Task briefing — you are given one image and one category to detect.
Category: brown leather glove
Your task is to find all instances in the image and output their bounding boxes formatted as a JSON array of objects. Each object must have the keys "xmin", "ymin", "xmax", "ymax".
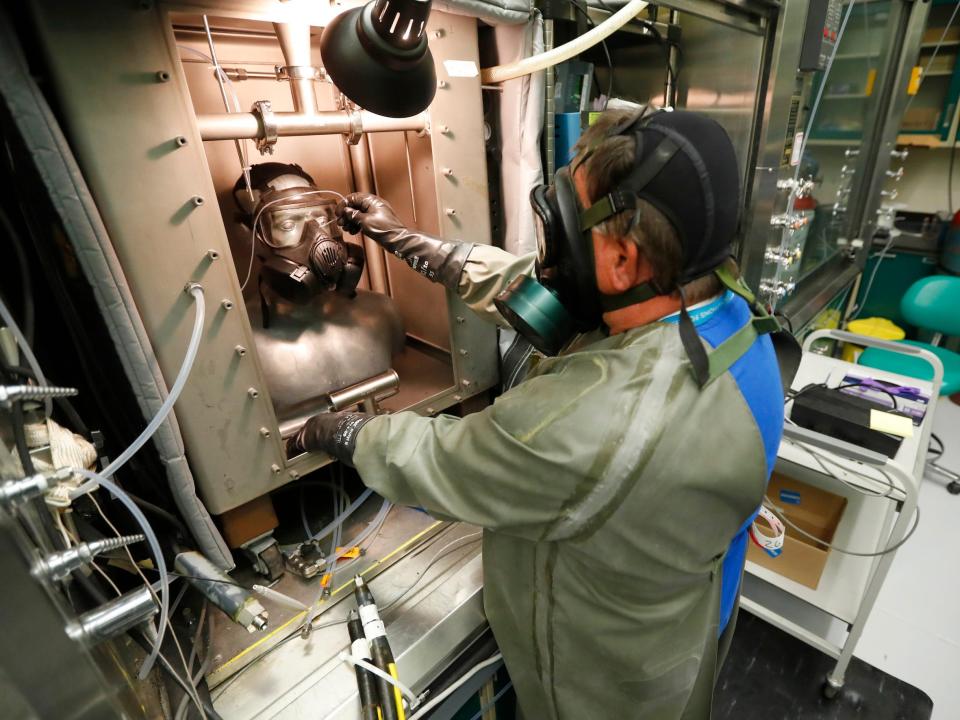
[
  {"xmin": 336, "ymin": 192, "xmax": 473, "ymax": 290},
  {"xmin": 287, "ymin": 412, "xmax": 375, "ymax": 467}
]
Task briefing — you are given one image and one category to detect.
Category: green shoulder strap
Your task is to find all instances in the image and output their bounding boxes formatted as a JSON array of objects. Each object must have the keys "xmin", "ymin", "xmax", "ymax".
[
  {"xmin": 699, "ymin": 265, "xmax": 801, "ymax": 394},
  {"xmin": 697, "ymin": 267, "xmax": 784, "ymax": 387}
]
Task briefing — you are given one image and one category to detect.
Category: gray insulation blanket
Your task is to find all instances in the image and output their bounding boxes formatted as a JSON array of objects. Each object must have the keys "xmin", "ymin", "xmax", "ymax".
[
  {"xmin": 436, "ymin": 0, "xmax": 532, "ymax": 25},
  {"xmin": 0, "ymin": 17, "xmax": 232, "ymax": 569}
]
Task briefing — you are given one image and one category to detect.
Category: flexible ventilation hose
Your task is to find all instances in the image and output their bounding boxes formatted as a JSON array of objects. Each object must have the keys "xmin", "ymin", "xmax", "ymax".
[{"xmin": 480, "ymin": 0, "xmax": 649, "ymax": 84}]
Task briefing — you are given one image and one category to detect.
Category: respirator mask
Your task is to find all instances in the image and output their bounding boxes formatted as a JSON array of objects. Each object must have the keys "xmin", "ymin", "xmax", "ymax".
[
  {"xmin": 494, "ymin": 109, "xmax": 800, "ymax": 389},
  {"xmin": 254, "ymin": 187, "xmax": 365, "ymax": 304},
  {"xmin": 493, "ymin": 168, "xmax": 604, "ymax": 356}
]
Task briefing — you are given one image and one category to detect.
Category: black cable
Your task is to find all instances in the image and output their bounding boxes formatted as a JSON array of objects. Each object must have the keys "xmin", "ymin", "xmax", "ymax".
[
  {"xmin": 11, "ymin": 401, "xmax": 36, "ymax": 475},
  {"xmin": 0, "ymin": 206, "xmax": 35, "ymax": 347},
  {"xmin": 774, "ymin": 311, "xmax": 794, "ymax": 334},
  {"xmin": 121, "ymin": 490, "xmax": 189, "ymax": 536},
  {"xmin": 569, "ymin": 0, "xmax": 614, "ymax": 105},
  {"xmin": 594, "ymin": 1, "xmax": 672, "ymax": 104},
  {"xmin": 929, "ymin": 432, "xmax": 944, "ymax": 458}
]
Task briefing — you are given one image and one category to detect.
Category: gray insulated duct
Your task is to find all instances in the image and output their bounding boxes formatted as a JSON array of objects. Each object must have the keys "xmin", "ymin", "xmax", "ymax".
[{"xmin": 0, "ymin": 17, "xmax": 232, "ymax": 569}]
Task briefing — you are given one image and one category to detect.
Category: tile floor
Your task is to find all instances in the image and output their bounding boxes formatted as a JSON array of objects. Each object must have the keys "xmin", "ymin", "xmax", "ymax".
[{"xmin": 853, "ymin": 397, "xmax": 960, "ymax": 720}]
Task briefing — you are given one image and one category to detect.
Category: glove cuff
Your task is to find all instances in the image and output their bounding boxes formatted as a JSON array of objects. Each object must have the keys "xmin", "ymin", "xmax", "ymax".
[
  {"xmin": 436, "ymin": 241, "xmax": 475, "ymax": 292},
  {"xmin": 287, "ymin": 412, "xmax": 376, "ymax": 467},
  {"xmin": 329, "ymin": 412, "xmax": 375, "ymax": 466}
]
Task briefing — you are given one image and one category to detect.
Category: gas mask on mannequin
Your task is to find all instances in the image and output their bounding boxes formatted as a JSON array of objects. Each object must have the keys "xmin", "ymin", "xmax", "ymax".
[{"xmin": 234, "ymin": 164, "xmax": 364, "ymax": 304}]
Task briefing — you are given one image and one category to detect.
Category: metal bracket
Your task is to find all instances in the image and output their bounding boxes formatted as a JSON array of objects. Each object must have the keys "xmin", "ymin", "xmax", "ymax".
[{"xmin": 251, "ymin": 99, "xmax": 278, "ymax": 155}]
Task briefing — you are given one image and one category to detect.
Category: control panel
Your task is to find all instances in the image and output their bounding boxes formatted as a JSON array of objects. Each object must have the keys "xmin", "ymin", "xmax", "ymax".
[{"xmin": 799, "ymin": 0, "xmax": 844, "ymax": 72}]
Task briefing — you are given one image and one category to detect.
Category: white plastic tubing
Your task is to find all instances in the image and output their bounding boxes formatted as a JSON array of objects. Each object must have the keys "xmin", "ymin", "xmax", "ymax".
[
  {"xmin": 480, "ymin": 0, "xmax": 650, "ymax": 84},
  {"xmin": 69, "ymin": 284, "xmax": 205, "ymax": 679},
  {"xmin": 83, "ymin": 284, "xmax": 206, "ymax": 484},
  {"xmin": 74, "ymin": 468, "xmax": 170, "ymax": 680}
]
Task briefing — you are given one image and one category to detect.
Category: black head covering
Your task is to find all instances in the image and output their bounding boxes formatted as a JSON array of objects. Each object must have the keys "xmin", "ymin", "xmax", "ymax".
[{"xmin": 627, "ymin": 110, "xmax": 741, "ymax": 282}]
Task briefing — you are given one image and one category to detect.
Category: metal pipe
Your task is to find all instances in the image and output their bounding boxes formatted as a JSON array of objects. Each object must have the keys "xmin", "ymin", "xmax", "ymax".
[
  {"xmin": 203, "ymin": 15, "xmax": 250, "ymax": 191},
  {"xmin": 348, "ymin": 136, "xmax": 391, "ymax": 294},
  {"xmin": 664, "ymin": 10, "xmax": 678, "ymax": 107},
  {"xmin": 544, "ymin": 19, "xmax": 555, "ymax": 183},
  {"xmin": 327, "ymin": 369, "xmax": 400, "ymax": 411},
  {"xmin": 197, "ymin": 110, "xmax": 428, "ymax": 141},
  {"xmin": 66, "ymin": 585, "xmax": 158, "ymax": 645},
  {"xmin": 279, "ymin": 369, "xmax": 401, "ymax": 440},
  {"xmin": 274, "ymin": 22, "xmax": 318, "ymax": 114},
  {"xmin": 221, "ymin": 67, "xmax": 280, "ymax": 81}
]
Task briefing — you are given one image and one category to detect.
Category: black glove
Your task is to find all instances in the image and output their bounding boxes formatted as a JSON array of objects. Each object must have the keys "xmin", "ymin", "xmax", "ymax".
[
  {"xmin": 287, "ymin": 412, "xmax": 375, "ymax": 466},
  {"xmin": 336, "ymin": 192, "xmax": 473, "ymax": 291}
]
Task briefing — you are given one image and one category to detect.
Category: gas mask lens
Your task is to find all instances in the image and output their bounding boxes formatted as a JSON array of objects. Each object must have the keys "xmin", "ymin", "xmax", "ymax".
[{"xmin": 263, "ymin": 205, "xmax": 336, "ymax": 248}]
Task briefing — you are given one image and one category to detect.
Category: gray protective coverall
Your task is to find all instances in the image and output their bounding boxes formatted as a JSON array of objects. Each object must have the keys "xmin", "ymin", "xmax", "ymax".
[{"xmin": 353, "ymin": 244, "xmax": 776, "ymax": 719}]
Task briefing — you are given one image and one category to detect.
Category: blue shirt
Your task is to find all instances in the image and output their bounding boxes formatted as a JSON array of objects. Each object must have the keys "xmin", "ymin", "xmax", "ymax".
[{"xmin": 660, "ymin": 292, "xmax": 783, "ymax": 633}]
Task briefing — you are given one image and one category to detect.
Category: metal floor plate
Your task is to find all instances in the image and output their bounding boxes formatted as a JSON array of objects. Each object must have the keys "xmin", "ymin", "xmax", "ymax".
[{"xmin": 209, "ymin": 510, "xmax": 485, "ymax": 719}]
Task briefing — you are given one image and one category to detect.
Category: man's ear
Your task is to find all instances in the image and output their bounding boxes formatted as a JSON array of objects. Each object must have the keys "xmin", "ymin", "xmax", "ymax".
[{"xmin": 605, "ymin": 235, "xmax": 643, "ymax": 293}]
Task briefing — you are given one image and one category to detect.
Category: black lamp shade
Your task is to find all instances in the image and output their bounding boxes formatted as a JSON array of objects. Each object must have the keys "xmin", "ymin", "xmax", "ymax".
[{"xmin": 320, "ymin": 0, "xmax": 437, "ymax": 118}]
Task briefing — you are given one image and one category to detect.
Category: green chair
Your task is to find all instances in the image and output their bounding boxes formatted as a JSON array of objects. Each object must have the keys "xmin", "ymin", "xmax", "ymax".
[{"xmin": 859, "ymin": 274, "xmax": 960, "ymax": 493}]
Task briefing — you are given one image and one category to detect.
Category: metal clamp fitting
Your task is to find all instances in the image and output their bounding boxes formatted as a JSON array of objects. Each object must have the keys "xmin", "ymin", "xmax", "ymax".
[
  {"xmin": 345, "ymin": 107, "xmax": 363, "ymax": 146},
  {"xmin": 251, "ymin": 99, "xmax": 278, "ymax": 155}
]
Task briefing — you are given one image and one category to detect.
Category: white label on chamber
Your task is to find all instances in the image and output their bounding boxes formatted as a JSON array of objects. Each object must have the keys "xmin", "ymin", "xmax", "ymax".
[
  {"xmin": 791, "ymin": 132, "xmax": 804, "ymax": 165},
  {"xmin": 444, "ymin": 60, "xmax": 479, "ymax": 78}
]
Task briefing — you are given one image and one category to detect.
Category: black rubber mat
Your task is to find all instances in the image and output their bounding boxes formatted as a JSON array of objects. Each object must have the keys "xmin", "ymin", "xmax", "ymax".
[{"xmin": 714, "ymin": 611, "xmax": 933, "ymax": 719}]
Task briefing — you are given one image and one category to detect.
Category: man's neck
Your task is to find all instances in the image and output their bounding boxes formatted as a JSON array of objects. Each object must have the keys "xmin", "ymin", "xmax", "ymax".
[{"xmin": 602, "ymin": 294, "xmax": 682, "ymax": 335}]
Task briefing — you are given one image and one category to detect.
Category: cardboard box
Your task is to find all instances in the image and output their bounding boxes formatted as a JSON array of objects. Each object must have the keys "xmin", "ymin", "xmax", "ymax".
[{"xmin": 747, "ymin": 473, "xmax": 847, "ymax": 590}]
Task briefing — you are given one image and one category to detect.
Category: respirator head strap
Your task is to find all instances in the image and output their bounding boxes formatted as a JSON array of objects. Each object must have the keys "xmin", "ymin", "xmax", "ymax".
[
  {"xmin": 578, "ymin": 137, "xmax": 681, "ymax": 233},
  {"xmin": 598, "ymin": 282, "xmax": 660, "ymax": 313},
  {"xmin": 578, "ymin": 190, "xmax": 636, "ymax": 232}
]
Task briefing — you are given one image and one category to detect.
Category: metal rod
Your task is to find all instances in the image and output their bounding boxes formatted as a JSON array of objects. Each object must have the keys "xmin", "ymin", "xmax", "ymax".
[
  {"xmin": 197, "ymin": 111, "xmax": 428, "ymax": 141},
  {"xmin": 327, "ymin": 369, "xmax": 400, "ymax": 411},
  {"xmin": 544, "ymin": 19, "xmax": 556, "ymax": 183},
  {"xmin": 403, "ymin": 131, "xmax": 418, "ymax": 224},
  {"xmin": 274, "ymin": 22, "xmax": 318, "ymax": 114},
  {"xmin": 221, "ymin": 67, "xmax": 280, "ymax": 81},
  {"xmin": 348, "ymin": 136, "xmax": 391, "ymax": 294},
  {"xmin": 65, "ymin": 585, "xmax": 159, "ymax": 645},
  {"xmin": 203, "ymin": 15, "xmax": 250, "ymax": 192},
  {"xmin": 665, "ymin": 10, "xmax": 678, "ymax": 107},
  {"xmin": 203, "ymin": 15, "xmax": 233, "ymax": 113}
]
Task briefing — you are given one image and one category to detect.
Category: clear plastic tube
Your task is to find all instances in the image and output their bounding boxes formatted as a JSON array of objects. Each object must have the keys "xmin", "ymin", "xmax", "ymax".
[
  {"xmin": 323, "ymin": 497, "xmax": 392, "ymax": 571},
  {"xmin": 0, "ymin": 293, "xmax": 53, "ymax": 416},
  {"xmin": 480, "ymin": 0, "xmax": 648, "ymax": 83},
  {"xmin": 72, "ymin": 467, "xmax": 169, "ymax": 680},
  {"xmin": 78, "ymin": 285, "xmax": 205, "ymax": 486},
  {"xmin": 310, "ymin": 486, "xmax": 374, "ymax": 542}
]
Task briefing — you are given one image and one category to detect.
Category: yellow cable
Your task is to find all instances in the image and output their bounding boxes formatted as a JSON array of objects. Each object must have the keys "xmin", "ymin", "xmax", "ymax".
[{"xmin": 389, "ymin": 663, "xmax": 406, "ymax": 720}]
